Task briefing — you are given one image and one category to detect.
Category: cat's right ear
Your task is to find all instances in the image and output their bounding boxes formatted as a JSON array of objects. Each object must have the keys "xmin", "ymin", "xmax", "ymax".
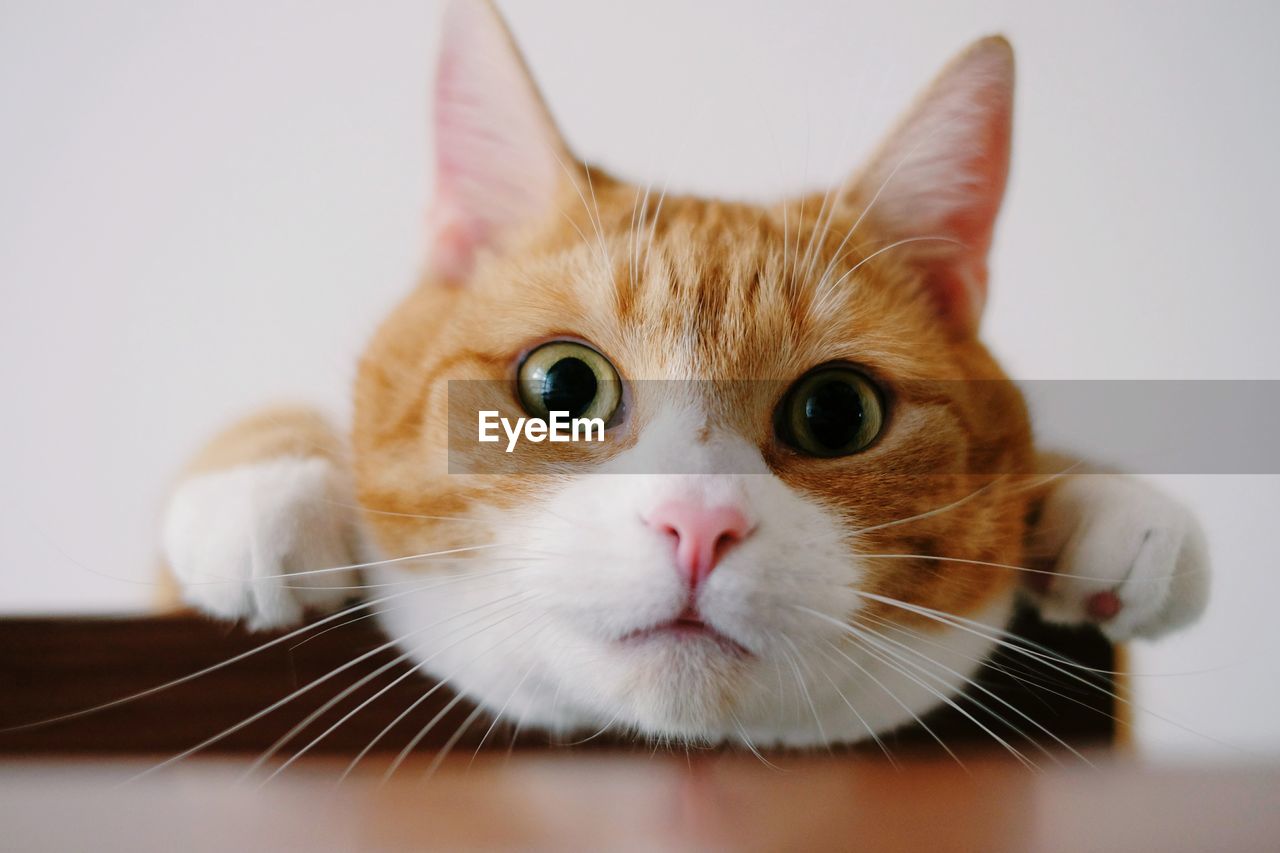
[
  {"xmin": 428, "ymin": 0, "xmax": 573, "ymax": 283},
  {"xmin": 838, "ymin": 37, "xmax": 1015, "ymax": 334}
]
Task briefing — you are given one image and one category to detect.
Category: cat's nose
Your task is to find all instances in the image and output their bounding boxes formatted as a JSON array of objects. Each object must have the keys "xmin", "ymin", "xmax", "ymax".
[{"xmin": 646, "ymin": 500, "xmax": 753, "ymax": 589}]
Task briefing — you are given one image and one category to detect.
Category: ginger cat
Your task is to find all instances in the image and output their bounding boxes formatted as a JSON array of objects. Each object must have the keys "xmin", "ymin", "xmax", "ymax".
[{"xmin": 161, "ymin": 0, "xmax": 1209, "ymax": 748}]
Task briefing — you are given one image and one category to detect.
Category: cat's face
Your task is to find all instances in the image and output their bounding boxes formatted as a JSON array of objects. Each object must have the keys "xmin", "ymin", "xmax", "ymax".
[{"xmin": 351, "ymin": 0, "xmax": 1032, "ymax": 745}]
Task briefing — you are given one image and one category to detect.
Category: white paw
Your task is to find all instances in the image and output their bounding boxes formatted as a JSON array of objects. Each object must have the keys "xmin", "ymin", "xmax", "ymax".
[
  {"xmin": 1026, "ymin": 475, "xmax": 1210, "ymax": 641},
  {"xmin": 161, "ymin": 456, "xmax": 365, "ymax": 630}
]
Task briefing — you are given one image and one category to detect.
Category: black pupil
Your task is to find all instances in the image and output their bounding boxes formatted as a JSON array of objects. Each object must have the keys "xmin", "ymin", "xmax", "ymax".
[
  {"xmin": 803, "ymin": 379, "xmax": 865, "ymax": 449},
  {"xmin": 541, "ymin": 357, "xmax": 598, "ymax": 418}
]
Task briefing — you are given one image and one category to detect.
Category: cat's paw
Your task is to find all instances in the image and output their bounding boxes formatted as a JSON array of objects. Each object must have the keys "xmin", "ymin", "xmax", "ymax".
[
  {"xmin": 1025, "ymin": 475, "xmax": 1210, "ymax": 641},
  {"xmin": 161, "ymin": 456, "xmax": 364, "ymax": 630}
]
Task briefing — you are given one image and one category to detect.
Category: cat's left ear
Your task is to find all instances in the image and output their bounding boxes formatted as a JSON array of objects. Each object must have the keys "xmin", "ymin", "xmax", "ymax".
[
  {"xmin": 842, "ymin": 36, "xmax": 1014, "ymax": 333},
  {"xmin": 428, "ymin": 0, "xmax": 574, "ymax": 283}
]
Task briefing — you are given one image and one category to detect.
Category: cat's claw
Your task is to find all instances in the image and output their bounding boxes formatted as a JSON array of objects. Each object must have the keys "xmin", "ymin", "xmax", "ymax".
[
  {"xmin": 1026, "ymin": 476, "xmax": 1210, "ymax": 642},
  {"xmin": 161, "ymin": 456, "xmax": 363, "ymax": 630}
]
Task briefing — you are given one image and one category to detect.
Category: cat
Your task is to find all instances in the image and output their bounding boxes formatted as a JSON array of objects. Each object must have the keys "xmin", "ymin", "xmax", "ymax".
[{"xmin": 161, "ymin": 0, "xmax": 1210, "ymax": 749}]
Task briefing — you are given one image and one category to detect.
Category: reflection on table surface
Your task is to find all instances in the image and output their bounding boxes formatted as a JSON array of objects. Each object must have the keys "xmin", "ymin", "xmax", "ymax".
[{"xmin": 2, "ymin": 753, "xmax": 1277, "ymax": 852}]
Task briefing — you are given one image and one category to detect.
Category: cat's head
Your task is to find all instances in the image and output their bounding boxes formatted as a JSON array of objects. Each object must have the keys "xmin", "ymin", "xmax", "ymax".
[{"xmin": 352, "ymin": 0, "xmax": 1033, "ymax": 744}]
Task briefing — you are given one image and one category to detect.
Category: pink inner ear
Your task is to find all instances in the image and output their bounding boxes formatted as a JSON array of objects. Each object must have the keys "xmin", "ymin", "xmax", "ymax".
[
  {"xmin": 850, "ymin": 37, "xmax": 1014, "ymax": 333},
  {"xmin": 921, "ymin": 257, "xmax": 988, "ymax": 332},
  {"xmin": 428, "ymin": 206, "xmax": 484, "ymax": 284},
  {"xmin": 426, "ymin": 0, "xmax": 567, "ymax": 284},
  {"xmin": 934, "ymin": 92, "xmax": 1012, "ymax": 324}
]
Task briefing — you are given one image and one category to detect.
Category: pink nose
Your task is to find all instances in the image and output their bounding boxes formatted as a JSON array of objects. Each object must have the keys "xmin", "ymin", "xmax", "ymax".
[{"xmin": 646, "ymin": 500, "xmax": 752, "ymax": 588}]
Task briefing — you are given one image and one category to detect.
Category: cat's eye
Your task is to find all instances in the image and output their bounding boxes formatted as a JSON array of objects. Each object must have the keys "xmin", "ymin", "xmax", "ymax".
[
  {"xmin": 778, "ymin": 365, "xmax": 885, "ymax": 457},
  {"xmin": 517, "ymin": 341, "xmax": 622, "ymax": 424}
]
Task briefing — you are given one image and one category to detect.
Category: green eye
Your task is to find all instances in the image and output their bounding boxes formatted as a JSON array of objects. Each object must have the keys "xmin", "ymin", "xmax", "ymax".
[
  {"xmin": 778, "ymin": 365, "xmax": 885, "ymax": 457},
  {"xmin": 517, "ymin": 341, "xmax": 622, "ymax": 423}
]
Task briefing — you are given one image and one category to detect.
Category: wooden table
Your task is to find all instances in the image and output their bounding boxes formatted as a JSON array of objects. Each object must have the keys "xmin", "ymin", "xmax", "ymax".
[
  {"xmin": 4, "ymin": 613, "xmax": 1275, "ymax": 850},
  {"xmin": 2, "ymin": 754, "xmax": 1278, "ymax": 851},
  {"xmin": 0, "ymin": 610, "xmax": 1119, "ymax": 755}
]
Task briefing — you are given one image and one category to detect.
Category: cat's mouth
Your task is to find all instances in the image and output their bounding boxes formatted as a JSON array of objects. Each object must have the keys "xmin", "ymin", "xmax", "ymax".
[{"xmin": 619, "ymin": 607, "xmax": 752, "ymax": 658}]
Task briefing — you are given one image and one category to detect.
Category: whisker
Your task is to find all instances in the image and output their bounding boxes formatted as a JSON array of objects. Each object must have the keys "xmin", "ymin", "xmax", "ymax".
[
  {"xmin": 810, "ymin": 112, "xmax": 976, "ymax": 308},
  {"xmin": 321, "ymin": 500, "xmax": 548, "ymax": 530},
  {"xmin": 284, "ymin": 612, "xmax": 550, "ymax": 786},
  {"xmin": 627, "ymin": 178, "xmax": 654, "ymax": 301},
  {"xmin": 286, "ymin": 567, "xmax": 527, "ymax": 651},
  {"xmin": 851, "ymin": 590, "xmax": 1249, "ymax": 754},
  {"xmin": 123, "ymin": 621, "xmax": 445, "ymax": 784},
  {"xmin": 857, "ymin": 591, "xmax": 1121, "ymax": 677},
  {"xmin": 849, "ymin": 465, "xmax": 1089, "ymax": 540},
  {"xmin": 856, "ymin": 552, "xmax": 1194, "ymax": 585},
  {"xmin": 847, "ymin": 616, "xmax": 1091, "ymax": 765},
  {"xmin": 270, "ymin": 558, "xmax": 545, "ymax": 594},
  {"xmin": 809, "ymin": 644, "xmax": 898, "ymax": 767},
  {"xmin": 859, "ymin": 610, "xmax": 1132, "ymax": 733},
  {"xmin": 371, "ymin": 692, "xmax": 468, "ymax": 786},
  {"xmin": 797, "ymin": 185, "xmax": 839, "ymax": 294},
  {"xmin": 2, "ymin": 585, "xmax": 445, "ymax": 734},
  {"xmin": 730, "ymin": 714, "xmax": 783, "ymax": 772},
  {"xmin": 129, "ymin": 588, "xmax": 542, "ymax": 783},
  {"xmin": 846, "ymin": 620, "xmax": 1054, "ymax": 767},
  {"xmin": 422, "ymin": 703, "xmax": 489, "ymax": 782},
  {"xmin": 642, "ymin": 172, "xmax": 672, "ymax": 273},
  {"xmin": 820, "ymin": 638, "xmax": 963, "ymax": 768},
  {"xmin": 1007, "ymin": 461, "xmax": 1086, "ymax": 493},
  {"xmin": 581, "ymin": 163, "xmax": 609, "ymax": 262},
  {"xmin": 467, "ymin": 652, "xmax": 546, "ymax": 767},
  {"xmin": 374, "ymin": 611, "xmax": 550, "ymax": 785},
  {"xmin": 842, "ymin": 623, "xmax": 1036, "ymax": 770},
  {"xmin": 852, "ymin": 477, "xmax": 1006, "ymax": 536},
  {"xmin": 246, "ymin": 592, "xmax": 540, "ymax": 784},
  {"xmin": 827, "ymin": 235, "xmax": 965, "ymax": 297},
  {"xmin": 550, "ymin": 151, "xmax": 612, "ymax": 276},
  {"xmin": 230, "ymin": 543, "xmax": 518, "ymax": 583},
  {"xmin": 777, "ymin": 634, "xmax": 830, "ymax": 750},
  {"xmin": 553, "ymin": 709, "xmax": 625, "ymax": 747},
  {"xmin": 857, "ymin": 610, "xmax": 1066, "ymax": 700}
]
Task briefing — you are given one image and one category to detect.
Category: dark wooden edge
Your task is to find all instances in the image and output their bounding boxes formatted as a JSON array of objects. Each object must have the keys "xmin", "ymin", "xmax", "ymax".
[{"xmin": 0, "ymin": 605, "xmax": 1116, "ymax": 756}]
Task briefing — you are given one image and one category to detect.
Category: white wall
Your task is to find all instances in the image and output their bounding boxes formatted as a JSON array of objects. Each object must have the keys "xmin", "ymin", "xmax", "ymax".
[{"xmin": 2, "ymin": 0, "xmax": 1277, "ymax": 758}]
